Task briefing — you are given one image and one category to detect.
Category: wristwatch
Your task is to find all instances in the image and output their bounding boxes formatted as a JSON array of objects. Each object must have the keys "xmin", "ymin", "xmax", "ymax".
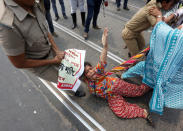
[{"xmin": 157, "ymin": 15, "xmax": 162, "ymax": 18}]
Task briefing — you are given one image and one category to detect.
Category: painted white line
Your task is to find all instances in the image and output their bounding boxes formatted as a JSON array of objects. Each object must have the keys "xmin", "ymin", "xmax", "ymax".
[
  {"xmin": 53, "ymin": 21, "xmax": 125, "ymax": 64},
  {"xmin": 39, "ymin": 78, "xmax": 95, "ymax": 131},
  {"xmin": 51, "ymin": 82, "xmax": 106, "ymax": 131},
  {"xmin": 128, "ymin": 3, "xmax": 141, "ymax": 10},
  {"xmin": 104, "ymin": 9, "xmax": 129, "ymax": 22}
]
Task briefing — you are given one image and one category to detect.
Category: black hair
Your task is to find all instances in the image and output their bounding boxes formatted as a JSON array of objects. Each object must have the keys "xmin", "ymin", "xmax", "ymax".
[
  {"xmin": 156, "ymin": 0, "xmax": 175, "ymax": 3},
  {"xmin": 80, "ymin": 62, "xmax": 92, "ymax": 81},
  {"xmin": 84, "ymin": 61, "xmax": 92, "ymax": 68}
]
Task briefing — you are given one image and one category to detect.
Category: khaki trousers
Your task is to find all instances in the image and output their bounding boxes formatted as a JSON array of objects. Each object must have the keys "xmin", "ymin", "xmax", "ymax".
[{"xmin": 122, "ymin": 28, "xmax": 145, "ymax": 56}]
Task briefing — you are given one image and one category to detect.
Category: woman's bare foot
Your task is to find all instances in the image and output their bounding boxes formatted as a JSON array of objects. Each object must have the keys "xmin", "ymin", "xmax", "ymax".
[{"xmin": 144, "ymin": 109, "xmax": 148, "ymax": 118}]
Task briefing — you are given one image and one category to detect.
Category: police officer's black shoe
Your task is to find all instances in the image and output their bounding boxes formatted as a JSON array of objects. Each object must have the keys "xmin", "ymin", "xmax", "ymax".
[
  {"xmin": 123, "ymin": 7, "xmax": 130, "ymax": 11},
  {"xmin": 75, "ymin": 90, "xmax": 86, "ymax": 97}
]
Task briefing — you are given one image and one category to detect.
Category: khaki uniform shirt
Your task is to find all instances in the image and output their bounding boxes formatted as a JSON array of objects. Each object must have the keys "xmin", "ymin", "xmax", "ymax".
[
  {"xmin": 122, "ymin": 0, "xmax": 162, "ymax": 39},
  {"xmin": 0, "ymin": 0, "xmax": 51, "ymax": 59}
]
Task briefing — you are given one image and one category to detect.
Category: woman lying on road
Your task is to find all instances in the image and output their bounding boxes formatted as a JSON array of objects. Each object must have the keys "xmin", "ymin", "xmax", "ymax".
[{"xmin": 80, "ymin": 28, "xmax": 153, "ymax": 126}]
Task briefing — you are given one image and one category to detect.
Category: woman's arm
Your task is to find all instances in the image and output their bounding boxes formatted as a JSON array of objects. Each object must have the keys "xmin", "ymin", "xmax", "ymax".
[
  {"xmin": 164, "ymin": 13, "xmax": 176, "ymax": 23},
  {"xmin": 100, "ymin": 28, "xmax": 108, "ymax": 63}
]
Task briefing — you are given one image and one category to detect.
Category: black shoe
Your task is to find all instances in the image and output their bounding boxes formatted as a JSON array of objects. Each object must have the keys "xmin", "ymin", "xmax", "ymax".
[
  {"xmin": 72, "ymin": 24, "xmax": 77, "ymax": 29},
  {"xmin": 123, "ymin": 7, "xmax": 130, "ymax": 11},
  {"xmin": 75, "ymin": 90, "xmax": 86, "ymax": 97},
  {"xmin": 51, "ymin": 32, "xmax": 58, "ymax": 37},
  {"xmin": 63, "ymin": 14, "xmax": 68, "ymax": 19},
  {"xmin": 81, "ymin": 12, "xmax": 85, "ymax": 26},
  {"xmin": 71, "ymin": 13, "xmax": 77, "ymax": 29},
  {"xmin": 55, "ymin": 16, "xmax": 59, "ymax": 21},
  {"xmin": 93, "ymin": 25, "xmax": 101, "ymax": 29}
]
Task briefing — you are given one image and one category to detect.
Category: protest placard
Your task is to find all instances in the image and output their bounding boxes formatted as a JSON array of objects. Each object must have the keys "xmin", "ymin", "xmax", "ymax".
[{"xmin": 57, "ymin": 49, "xmax": 85, "ymax": 92}]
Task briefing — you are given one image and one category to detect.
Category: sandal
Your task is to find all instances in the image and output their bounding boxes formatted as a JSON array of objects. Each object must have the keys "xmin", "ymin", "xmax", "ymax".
[{"xmin": 146, "ymin": 114, "xmax": 155, "ymax": 127}]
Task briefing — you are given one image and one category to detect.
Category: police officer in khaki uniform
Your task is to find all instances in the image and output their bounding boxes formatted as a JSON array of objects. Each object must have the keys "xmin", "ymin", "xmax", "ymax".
[
  {"xmin": 0, "ymin": 0, "xmax": 85, "ymax": 97},
  {"xmin": 122, "ymin": 0, "xmax": 175, "ymax": 57}
]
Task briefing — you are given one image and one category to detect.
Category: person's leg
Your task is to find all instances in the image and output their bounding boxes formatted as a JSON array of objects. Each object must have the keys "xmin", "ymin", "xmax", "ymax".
[
  {"xmin": 58, "ymin": 0, "xmax": 68, "ymax": 19},
  {"xmin": 122, "ymin": 29, "xmax": 140, "ymax": 56},
  {"xmin": 123, "ymin": 38, "xmax": 140, "ymax": 56},
  {"xmin": 116, "ymin": 0, "xmax": 121, "ymax": 8},
  {"xmin": 123, "ymin": 0, "xmax": 129, "ymax": 10},
  {"xmin": 84, "ymin": 5, "xmax": 94, "ymax": 33},
  {"xmin": 70, "ymin": 0, "xmax": 78, "ymax": 29},
  {"xmin": 116, "ymin": 0, "xmax": 121, "ymax": 11},
  {"xmin": 108, "ymin": 95, "xmax": 146, "ymax": 118},
  {"xmin": 51, "ymin": 0, "xmax": 59, "ymax": 20},
  {"xmin": 112, "ymin": 79, "xmax": 150, "ymax": 97},
  {"xmin": 79, "ymin": 0, "xmax": 85, "ymax": 26},
  {"xmin": 71, "ymin": 13, "xmax": 77, "ymax": 29},
  {"xmin": 136, "ymin": 33, "xmax": 146, "ymax": 51},
  {"xmin": 81, "ymin": 12, "xmax": 86, "ymax": 26},
  {"xmin": 83, "ymin": 0, "xmax": 94, "ymax": 39},
  {"xmin": 92, "ymin": 0, "xmax": 102, "ymax": 28},
  {"xmin": 44, "ymin": 0, "xmax": 56, "ymax": 36}
]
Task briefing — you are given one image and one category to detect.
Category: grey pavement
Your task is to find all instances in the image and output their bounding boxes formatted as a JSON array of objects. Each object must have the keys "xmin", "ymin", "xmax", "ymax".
[{"xmin": 0, "ymin": 48, "xmax": 87, "ymax": 131}]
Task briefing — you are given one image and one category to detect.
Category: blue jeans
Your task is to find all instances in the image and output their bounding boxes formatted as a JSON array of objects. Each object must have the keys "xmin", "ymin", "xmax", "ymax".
[
  {"xmin": 116, "ymin": 0, "xmax": 128, "ymax": 8},
  {"xmin": 51, "ymin": 0, "xmax": 66, "ymax": 17},
  {"xmin": 84, "ymin": 0, "xmax": 102, "ymax": 33},
  {"xmin": 44, "ymin": 0, "xmax": 54, "ymax": 33}
]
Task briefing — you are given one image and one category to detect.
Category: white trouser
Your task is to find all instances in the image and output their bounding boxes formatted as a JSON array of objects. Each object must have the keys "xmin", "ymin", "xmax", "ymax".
[{"xmin": 70, "ymin": 0, "xmax": 85, "ymax": 13}]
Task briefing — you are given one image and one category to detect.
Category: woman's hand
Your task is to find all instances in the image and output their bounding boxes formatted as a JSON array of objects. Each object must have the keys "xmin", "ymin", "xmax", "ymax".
[
  {"xmin": 149, "ymin": 6, "xmax": 162, "ymax": 17},
  {"xmin": 102, "ymin": 28, "xmax": 109, "ymax": 48}
]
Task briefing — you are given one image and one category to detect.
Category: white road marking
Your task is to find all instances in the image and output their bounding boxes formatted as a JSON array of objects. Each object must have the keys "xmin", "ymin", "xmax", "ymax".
[
  {"xmin": 51, "ymin": 83, "xmax": 106, "ymax": 131},
  {"xmin": 39, "ymin": 78, "xmax": 96, "ymax": 131}
]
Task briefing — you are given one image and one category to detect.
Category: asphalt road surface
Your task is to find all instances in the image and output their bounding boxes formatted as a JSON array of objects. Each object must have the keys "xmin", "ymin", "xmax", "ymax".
[{"xmin": 0, "ymin": 0, "xmax": 183, "ymax": 131}]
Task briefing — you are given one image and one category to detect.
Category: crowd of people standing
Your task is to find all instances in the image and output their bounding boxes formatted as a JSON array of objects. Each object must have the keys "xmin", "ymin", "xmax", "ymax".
[{"xmin": 41, "ymin": 0, "xmax": 130, "ymax": 39}]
